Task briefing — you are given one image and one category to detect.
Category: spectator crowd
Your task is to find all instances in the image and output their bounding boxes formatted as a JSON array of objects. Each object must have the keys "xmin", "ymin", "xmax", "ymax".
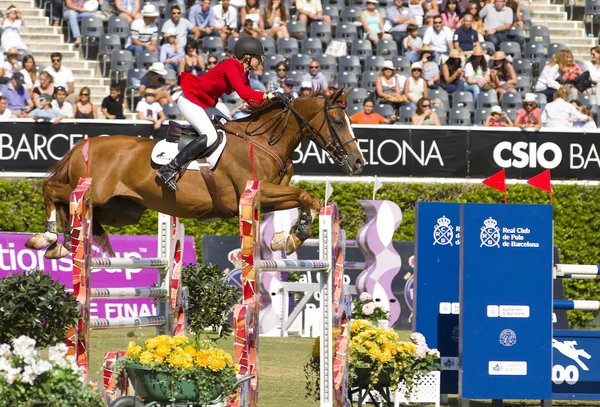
[{"xmin": 0, "ymin": 0, "xmax": 596, "ymax": 130}]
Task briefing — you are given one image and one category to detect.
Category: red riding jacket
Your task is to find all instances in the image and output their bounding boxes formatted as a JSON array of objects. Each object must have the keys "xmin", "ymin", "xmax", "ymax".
[{"xmin": 179, "ymin": 58, "xmax": 265, "ymax": 108}]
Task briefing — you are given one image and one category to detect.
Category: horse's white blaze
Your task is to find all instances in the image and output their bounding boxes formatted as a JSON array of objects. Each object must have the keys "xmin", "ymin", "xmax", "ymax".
[{"xmin": 344, "ymin": 113, "xmax": 365, "ymax": 162}]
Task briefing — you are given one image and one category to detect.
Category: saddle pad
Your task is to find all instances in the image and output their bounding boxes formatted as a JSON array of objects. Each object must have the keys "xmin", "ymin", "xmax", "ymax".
[{"xmin": 151, "ymin": 133, "xmax": 227, "ymax": 171}]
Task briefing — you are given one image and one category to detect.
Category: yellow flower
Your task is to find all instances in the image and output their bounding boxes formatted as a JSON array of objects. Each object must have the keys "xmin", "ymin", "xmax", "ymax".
[
  {"xmin": 126, "ymin": 342, "xmax": 142, "ymax": 358},
  {"xmin": 145, "ymin": 338, "xmax": 158, "ymax": 351},
  {"xmin": 183, "ymin": 345, "xmax": 197, "ymax": 358},
  {"xmin": 172, "ymin": 335, "xmax": 189, "ymax": 346},
  {"xmin": 139, "ymin": 351, "xmax": 154, "ymax": 365},
  {"xmin": 196, "ymin": 350, "xmax": 209, "ymax": 368},
  {"xmin": 155, "ymin": 343, "xmax": 171, "ymax": 358}
]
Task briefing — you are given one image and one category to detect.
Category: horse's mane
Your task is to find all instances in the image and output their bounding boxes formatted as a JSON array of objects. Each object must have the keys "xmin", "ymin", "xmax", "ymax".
[{"xmin": 240, "ymin": 95, "xmax": 323, "ymax": 120}]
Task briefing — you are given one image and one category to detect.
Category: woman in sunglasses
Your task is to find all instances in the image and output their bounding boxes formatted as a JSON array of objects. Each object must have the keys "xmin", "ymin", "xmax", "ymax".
[
  {"xmin": 73, "ymin": 87, "xmax": 98, "ymax": 119},
  {"xmin": 411, "ymin": 97, "xmax": 441, "ymax": 126},
  {"xmin": 514, "ymin": 93, "xmax": 541, "ymax": 130}
]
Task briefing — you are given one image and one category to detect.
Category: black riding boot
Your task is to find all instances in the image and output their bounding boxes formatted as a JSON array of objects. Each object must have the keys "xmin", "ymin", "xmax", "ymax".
[{"xmin": 156, "ymin": 134, "xmax": 209, "ymax": 191}]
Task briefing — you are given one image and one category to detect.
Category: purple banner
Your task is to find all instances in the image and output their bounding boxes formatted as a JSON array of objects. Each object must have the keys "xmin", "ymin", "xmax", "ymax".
[{"xmin": 0, "ymin": 233, "xmax": 197, "ymax": 319}]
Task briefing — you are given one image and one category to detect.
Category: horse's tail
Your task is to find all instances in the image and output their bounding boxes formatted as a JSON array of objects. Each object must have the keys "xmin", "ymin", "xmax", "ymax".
[{"xmin": 45, "ymin": 139, "xmax": 115, "ymax": 256}]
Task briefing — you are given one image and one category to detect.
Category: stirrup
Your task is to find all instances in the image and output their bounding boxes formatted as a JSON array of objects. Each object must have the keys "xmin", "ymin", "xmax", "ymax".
[{"xmin": 157, "ymin": 166, "xmax": 180, "ymax": 192}]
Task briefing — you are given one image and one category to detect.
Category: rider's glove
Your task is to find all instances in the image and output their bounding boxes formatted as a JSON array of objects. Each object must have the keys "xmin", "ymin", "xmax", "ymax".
[{"xmin": 270, "ymin": 92, "xmax": 294, "ymax": 105}]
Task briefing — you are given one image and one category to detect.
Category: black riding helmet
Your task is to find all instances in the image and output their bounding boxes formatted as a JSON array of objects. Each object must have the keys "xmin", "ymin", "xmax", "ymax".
[{"xmin": 233, "ymin": 37, "xmax": 266, "ymax": 60}]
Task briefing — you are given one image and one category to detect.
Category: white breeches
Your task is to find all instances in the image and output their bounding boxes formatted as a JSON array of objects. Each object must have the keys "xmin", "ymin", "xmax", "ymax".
[{"xmin": 178, "ymin": 95, "xmax": 218, "ymax": 147}]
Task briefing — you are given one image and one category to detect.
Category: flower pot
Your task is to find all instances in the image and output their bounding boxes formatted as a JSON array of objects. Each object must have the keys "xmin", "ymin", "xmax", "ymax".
[
  {"xmin": 353, "ymin": 366, "xmax": 394, "ymax": 388},
  {"xmin": 125, "ymin": 364, "xmax": 223, "ymax": 403}
]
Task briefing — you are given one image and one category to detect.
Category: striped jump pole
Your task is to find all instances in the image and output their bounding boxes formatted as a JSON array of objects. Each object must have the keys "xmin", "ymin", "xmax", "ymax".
[
  {"xmin": 554, "ymin": 264, "xmax": 600, "ymax": 277},
  {"xmin": 68, "ymin": 177, "xmax": 187, "ymax": 382},
  {"xmin": 233, "ymin": 180, "xmax": 351, "ymax": 407},
  {"xmin": 553, "ymin": 300, "xmax": 600, "ymax": 310}
]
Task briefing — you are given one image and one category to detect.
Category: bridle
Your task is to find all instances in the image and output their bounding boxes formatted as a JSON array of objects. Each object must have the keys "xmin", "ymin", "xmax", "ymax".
[{"xmin": 240, "ymin": 97, "xmax": 356, "ymax": 168}]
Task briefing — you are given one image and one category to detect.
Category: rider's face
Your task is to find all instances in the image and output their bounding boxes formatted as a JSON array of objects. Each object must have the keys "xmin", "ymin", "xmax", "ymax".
[{"xmin": 249, "ymin": 55, "xmax": 263, "ymax": 70}]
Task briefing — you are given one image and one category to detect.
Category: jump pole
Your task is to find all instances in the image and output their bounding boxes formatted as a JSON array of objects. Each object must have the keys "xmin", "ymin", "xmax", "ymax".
[
  {"xmin": 67, "ymin": 177, "xmax": 187, "ymax": 382},
  {"xmin": 233, "ymin": 180, "xmax": 351, "ymax": 407}
]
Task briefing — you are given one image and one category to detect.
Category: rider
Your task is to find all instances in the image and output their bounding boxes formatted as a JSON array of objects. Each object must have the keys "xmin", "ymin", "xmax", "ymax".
[{"xmin": 156, "ymin": 37, "xmax": 292, "ymax": 191}]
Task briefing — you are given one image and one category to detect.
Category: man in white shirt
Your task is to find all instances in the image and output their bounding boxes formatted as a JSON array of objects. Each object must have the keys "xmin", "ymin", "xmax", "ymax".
[
  {"xmin": 423, "ymin": 15, "xmax": 453, "ymax": 63},
  {"xmin": 161, "ymin": 5, "xmax": 200, "ymax": 52},
  {"xmin": 51, "ymin": 86, "xmax": 74, "ymax": 118},
  {"xmin": 127, "ymin": 4, "xmax": 160, "ymax": 57},
  {"xmin": 296, "ymin": 0, "xmax": 331, "ymax": 26},
  {"xmin": 479, "ymin": 0, "xmax": 516, "ymax": 46},
  {"xmin": 212, "ymin": 0, "xmax": 238, "ymax": 46},
  {"xmin": 44, "ymin": 52, "xmax": 74, "ymax": 96}
]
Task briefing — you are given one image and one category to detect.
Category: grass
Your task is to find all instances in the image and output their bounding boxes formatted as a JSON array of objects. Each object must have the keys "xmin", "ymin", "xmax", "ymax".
[{"xmin": 88, "ymin": 329, "xmax": 600, "ymax": 407}]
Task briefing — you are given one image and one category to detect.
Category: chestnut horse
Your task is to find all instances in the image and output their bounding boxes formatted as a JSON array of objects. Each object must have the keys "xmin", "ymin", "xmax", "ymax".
[{"xmin": 26, "ymin": 89, "xmax": 365, "ymax": 259}]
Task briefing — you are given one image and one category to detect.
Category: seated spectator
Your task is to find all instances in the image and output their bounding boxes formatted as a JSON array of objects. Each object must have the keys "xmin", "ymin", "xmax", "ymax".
[
  {"xmin": 162, "ymin": 5, "xmax": 200, "ymax": 52},
  {"xmin": 559, "ymin": 49, "xmax": 582, "ymax": 101},
  {"xmin": 160, "ymin": 28, "xmax": 185, "ymax": 71},
  {"xmin": 489, "ymin": 50, "xmax": 516, "ymax": 98},
  {"xmin": 480, "ymin": 0, "xmax": 519, "ymax": 47},
  {"xmin": 386, "ymin": 0, "xmax": 416, "ymax": 53},
  {"xmin": 409, "ymin": 0, "xmax": 427, "ymax": 26},
  {"xmin": 33, "ymin": 72, "xmax": 55, "ymax": 108},
  {"xmin": 239, "ymin": 0, "xmax": 265, "ymax": 37},
  {"xmin": 20, "ymin": 54, "xmax": 36, "ymax": 94},
  {"xmin": 457, "ymin": 2, "xmax": 485, "ymax": 37},
  {"xmin": 127, "ymin": 4, "xmax": 159, "ymax": 57},
  {"xmin": 265, "ymin": 0, "xmax": 290, "ymax": 39},
  {"xmin": 440, "ymin": 49, "xmax": 465, "ymax": 93},
  {"xmin": 463, "ymin": 46, "xmax": 489, "ymax": 103},
  {"xmin": 412, "ymin": 97, "xmax": 441, "ymax": 125},
  {"xmin": 441, "ymin": 0, "xmax": 460, "ymax": 30},
  {"xmin": 534, "ymin": 53, "xmax": 562, "ymax": 99},
  {"xmin": 404, "ymin": 62, "xmax": 428, "ymax": 107},
  {"xmin": 485, "ymin": 105, "xmax": 513, "ymax": 126},
  {"xmin": 51, "ymin": 0, "xmax": 62, "ymax": 26},
  {"xmin": 102, "ymin": 83, "xmax": 127, "ymax": 119},
  {"xmin": 249, "ymin": 64, "xmax": 267, "ymax": 91},
  {"xmin": 419, "ymin": 48, "xmax": 441, "ymax": 89},
  {"xmin": 376, "ymin": 60, "xmax": 407, "ymax": 106},
  {"xmin": 325, "ymin": 81, "xmax": 339, "ymax": 97},
  {"xmin": 206, "ymin": 54, "xmax": 218, "ymax": 70},
  {"xmin": 179, "ymin": 40, "xmax": 205, "ymax": 75},
  {"xmin": 239, "ymin": 18, "xmax": 261, "ymax": 38},
  {"xmin": 190, "ymin": 0, "xmax": 218, "ymax": 38},
  {"xmin": 584, "ymin": 46, "xmax": 600, "ymax": 96},
  {"xmin": 213, "ymin": 0, "xmax": 239, "ymax": 46},
  {"xmin": 140, "ymin": 62, "xmax": 174, "ymax": 105},
  {"xmin": 2, "ymin": 6, "xmax": 27, "ymax": 51},
  {"xmin": 542, "ymin": 85, "xmax": 591, "ymax": 128},
  {"xmin": 64, "ymin": 0, "xmax": 106, "ymax": 47},
  {"xmin": 114, "ymin": 0, "xmax": 141, "ymax": 24},
  {"xmin": 136, "ymin": 88, "xmax": 166, "ymax": 130},
  {"xmin": 74, "ymin": 87, "xmax": 98, "ymax": 119},
  {"xmin": 453, "ymin": 12, "xmax": 479, "ymax": 54},
  {"xmin": 296, "ymin": 0, "xmax": 331, "ymax": 26},
  {"xmin": 423, "ymin": 15, "xmax": 454, "ymax": 62},
  {"xmin": 4, "ymin": 72, "xmax": 33, "ymax": 117},
  {"xmin": 299, "ymin": 81, "xmax": 313, "ymax": 97},
  {"xmin": 2, "ymin": 48, "xmax": 21, "ymax": 83},
  {"xmin": 506, "ymin": 0, "xmax": 525, "ymax": 43},
  {"xmin": 350, "ymin": 98, "xmax": 398, "ymax": 124},
  {"xmin": 421, "ymin": 0, "xmax": 439, "ymax": 16},
  {"xmin": 573, "ymin": 105, "xmax": 597, "ymax": 128},
  {"xmin": 51, "ymin": 86, "xmax": 74, "ymax": 118},
  {"xmin": 44, "ymin": 52, "xmax": 74, "ymax": 96},
  {"xmin": 26, "ymin": 93, "xmax": 65, "ymax": 123},
  {"xmin": 303, "ymin": 59, "xmax": 328, "ymax": 95},
  {"xmin": 403, "ymin": 24, "xmax": 423, "ymax": 63},
  {"xmin": 0, "ymin": 96, "xmax": 12, "ymax": 118},
  {"xmin": 281, "ymin": 78, "xmax": 298, "ymax": 98},
  {"xmin": 267, "ymin": 61, "xmax": 290, "ymax": 92},
  {"xmin": 360, "ymin": 0, "xmax": 392, "ymax": 46},
  {"xmin": 514, "ymin": 93, "xmax": 541, "ymax": 130}
]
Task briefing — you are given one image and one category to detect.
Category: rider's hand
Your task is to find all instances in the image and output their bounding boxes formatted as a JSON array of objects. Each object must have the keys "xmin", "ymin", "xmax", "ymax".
[{"xmin": 269, "ymin": 92, "xmax": 294, "ymax": 104}]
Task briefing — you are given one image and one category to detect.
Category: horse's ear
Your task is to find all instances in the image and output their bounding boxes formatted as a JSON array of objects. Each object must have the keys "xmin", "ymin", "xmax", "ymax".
[
  {"xmin": 329, "ymin": 87, "xmax": 345, "ymax": 103},
  {"xmin": 339, "ymin": 90, "xmax": 350, "ymax": 103}
]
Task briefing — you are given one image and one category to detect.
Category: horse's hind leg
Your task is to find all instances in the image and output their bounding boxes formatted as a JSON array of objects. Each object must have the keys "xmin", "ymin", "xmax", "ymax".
[
  {"xmin": 258, "ymin": 182, "xmax": 321, "ymax": 255},
  {"xmin": 26, "ymin": 180, "xmax": 72, "ymax": 259}
]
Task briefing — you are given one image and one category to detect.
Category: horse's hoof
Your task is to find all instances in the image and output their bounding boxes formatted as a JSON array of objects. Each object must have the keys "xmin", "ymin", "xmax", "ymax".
[
  {"xmin": 270, "ymin": 231, "xmax": 287, "ymax": 252},
  {"xmin": 25, "ymin": 232, "xmax": 57, "ymax": 250},
  {"xmin": 45, "ymin": 243, "xmax": 70, "ymax": 259},
  {"xmin": 285, "ymin": 234, "xmax": 302, "ymax": 255}
]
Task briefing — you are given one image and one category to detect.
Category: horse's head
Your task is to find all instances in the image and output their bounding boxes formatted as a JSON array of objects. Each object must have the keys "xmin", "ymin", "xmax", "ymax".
[{"xmin": 294, "ymin": 89, "xmax": 365, "ymax": 175}]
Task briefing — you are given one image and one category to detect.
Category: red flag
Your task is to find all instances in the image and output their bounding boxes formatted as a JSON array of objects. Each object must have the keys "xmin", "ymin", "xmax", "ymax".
[
  {"xmin": 527, "ymin": 169, "xmax": 553, "ymax": 203},
  {"xmin": 482, "ymin": 169, "xmax": 507, "ymax": 203},
  {"xmin": 81, "ymin": 138, "xmax": 90, "ymax": 177}
]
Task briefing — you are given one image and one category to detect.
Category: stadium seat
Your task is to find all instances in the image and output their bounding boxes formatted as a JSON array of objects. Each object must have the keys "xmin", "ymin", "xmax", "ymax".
[
  {"xmin": 512, "ymin": 58, "xmax": 533, "ymax": 76},
  {"xmin": 361, "ymin": 71, "xmax": 378, "ymax": 92},
  {"xmin": 374, "ymin": 103, "xmax": 395, "ymax": 117},
  {"xmin": 276, "ymin": 38, "xmax": 299, "ymax": 56},
  {"xmin": 399, "ymin": 106, "xmax": 414, "ymax": 124},
  {"xmin": 501, "ymin": 91, "xmax": 523, "ymax": 110},
  {"xmin": 500, "ymin": 41, "xmax": 522, "ymax": 58},
  {"xmin": 452, "ymin": 91, "xmax": 474, "ymax": 110},
  {"xmin": 337, "ymin": 72, "xmax": 359, "ymax": 89},
  {"xmin": 258, "ymin": 36, "xmax": 276, "ymax": 55},
  {"xmin": 430, "ymin": 88, "xmax": 450, "ymax": 108},
  {"xmin": 339, "ymin": 55, "xmax": 361, "ymax": 74},
  {"xmin": 377, "ymin": 40, "xmax": 398, "ymax": 57},
  {"xmin": 301, "ymin": 38, "xmax": 323, "ymax": 55},
  {"xmin": 476, "ymin": 91, "xmax": 499, "ymax": 109},
  {"xmin": 449, "ymin": 108, "xmax": 472, "ymax": 125},
  {"xmin": 290, "ymin": 54, "xmax": 311, "ymax": 71},
  {"xmin": 529, "ymin": 26, "xmax": 550, "ymax": 47},
  {"xmin": 352, "ymin": 39, "xmax": 373, "ymax": 58},
  {"xmin": 431, "ymin": 106, "xmax": 447, "ymax": 125},
  {"xmin": 474, "ymin": 108, "xmax": 491, "ymax": 125},
  {"xmin": 364, "ymin": 56, "xmax": 386, "ymax": 72}
]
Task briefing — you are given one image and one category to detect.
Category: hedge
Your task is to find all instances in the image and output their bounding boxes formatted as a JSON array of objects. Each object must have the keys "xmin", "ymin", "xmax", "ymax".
[{"xmin": 3, "ymin": 178, "xmax": 599, "ymax": 328}]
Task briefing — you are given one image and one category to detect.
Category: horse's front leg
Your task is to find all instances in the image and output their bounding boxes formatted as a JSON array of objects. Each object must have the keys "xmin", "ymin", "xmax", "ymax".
[{"xmin": 258, "ymin": 182, "xmax": 321, "ymax": 255}]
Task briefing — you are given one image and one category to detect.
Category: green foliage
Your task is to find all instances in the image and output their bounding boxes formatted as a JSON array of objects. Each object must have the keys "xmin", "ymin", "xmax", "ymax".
[
  {"xmin": 0, "ymin": 269, "xmax": 78, "ymax": 347},
  {"xmin": 181, "ymin": 264, "xmax": 239, "ymax": 339},
  {"xmin": 6, "ymin": 178, "xmax": 600, "ymax": 328}
]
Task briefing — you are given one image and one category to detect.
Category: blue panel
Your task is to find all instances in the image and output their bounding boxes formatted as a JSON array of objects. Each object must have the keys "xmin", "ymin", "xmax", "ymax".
[
  {"xmin": 459, "ymin": 203, "xmax": 553, "ymax": 400},
  {"xmin": 553, "ymin": 330, "xmax": 600, "ymax": 399},
  {"xmin": 414, "ymin": 202, "xmax": 460, "ymax": 395}
]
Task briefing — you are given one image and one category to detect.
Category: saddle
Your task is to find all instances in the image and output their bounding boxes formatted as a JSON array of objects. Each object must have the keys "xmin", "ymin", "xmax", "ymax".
[{"xmin": 165, "ymin": 116, "xmax": 231, "ymax": 216}]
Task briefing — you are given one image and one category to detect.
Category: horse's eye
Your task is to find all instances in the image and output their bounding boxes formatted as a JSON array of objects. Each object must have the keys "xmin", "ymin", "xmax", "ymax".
[{"xmin": 334, "ymin": 120, "xmax": 344, "ymax": 128}]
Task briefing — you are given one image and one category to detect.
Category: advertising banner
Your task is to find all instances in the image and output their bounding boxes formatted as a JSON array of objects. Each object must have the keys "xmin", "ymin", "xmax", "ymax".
[
  {"xmin": 0, "ymin": 232, "xmax": 197, "ymax": 319},
  {"xmin": 4, "ymin": 120, "xmax": 600, "ymax": 180}
]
